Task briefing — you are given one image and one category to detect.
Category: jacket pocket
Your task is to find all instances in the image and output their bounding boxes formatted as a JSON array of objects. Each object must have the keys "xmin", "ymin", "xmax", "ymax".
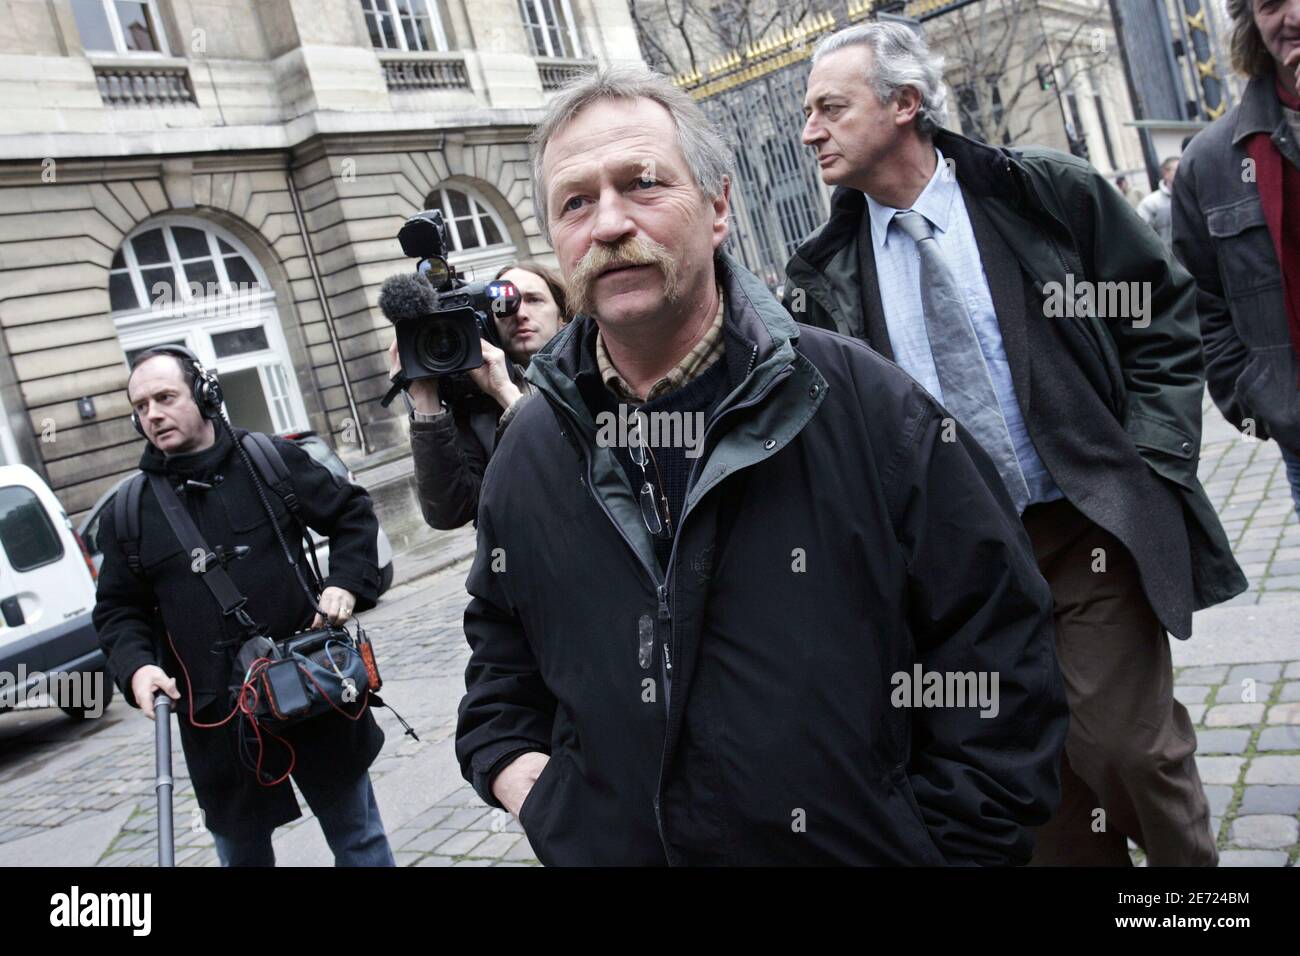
[
  {"xmin": 517, "ymin": 750, "xmax": 569, "ymax": 860},
  {"xmin": 1125, "ymin": 411, "xmax": 1198, "ymax": 491},
  {"xmin": 888, "ymin": 765, "xmax": 947, "ymax": 866},
  {"xmin": 1205, "ymin": 198, "xmax": 1278, "ymax": 289}
]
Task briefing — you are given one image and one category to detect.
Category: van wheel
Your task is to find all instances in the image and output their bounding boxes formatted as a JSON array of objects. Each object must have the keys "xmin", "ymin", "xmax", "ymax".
[
  {"xmin": 379, "ymin": 561, "xmax": 395, "ymax": 595},
  {"xmin": 60, "ymin": 672, "xmax": 113, "ymax": 720}
]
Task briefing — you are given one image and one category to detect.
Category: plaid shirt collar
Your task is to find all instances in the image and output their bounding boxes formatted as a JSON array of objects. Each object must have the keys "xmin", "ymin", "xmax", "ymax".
[{"xmin": 596, "ymin": 290, "xmax": 726, "ymax": 403}]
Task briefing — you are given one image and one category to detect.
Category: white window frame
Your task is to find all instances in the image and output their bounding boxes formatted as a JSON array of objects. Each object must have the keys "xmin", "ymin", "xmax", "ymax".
[
  {"xmin": 119, "ymin": 317, "xmax": 310, "ymax": 436},
  {"xmin": 431, "ymin": 186, "xmax": 511, "ymax": 255},
  {"xmin": 111, "ymin": 218, "xmax": 275, "ymax": 323},
  {"xmin": 519, "ymin": 0, "xmax": 581, "ymax": 59},
  {"xmin": 361, "ymin": 0, "xmax": 449, "ymax": 53},
  {"xmin": 74, "ymin": 0, "xmax": 172, "ymax": 57}
]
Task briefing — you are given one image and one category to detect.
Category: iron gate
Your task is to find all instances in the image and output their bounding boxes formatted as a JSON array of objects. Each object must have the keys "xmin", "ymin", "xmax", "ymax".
[{"xmin": 697, "ymin": 57, "xmax": 831, "ymax": 291}]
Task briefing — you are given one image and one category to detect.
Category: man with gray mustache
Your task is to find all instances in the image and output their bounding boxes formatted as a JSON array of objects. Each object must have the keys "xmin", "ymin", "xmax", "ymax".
[
  {"xmin": 565, "ymin": 234, "xmax": 680, "ymax": 317},
  {"xmin": 454, "ymin": 64, "xmax": 1068, "ymax": 865}
]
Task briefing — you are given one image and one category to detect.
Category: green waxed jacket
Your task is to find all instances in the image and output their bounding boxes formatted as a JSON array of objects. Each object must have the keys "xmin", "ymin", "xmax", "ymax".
[{"xmin": 784, "ymin": 128, "xmax": 1245, "ymax": 638}]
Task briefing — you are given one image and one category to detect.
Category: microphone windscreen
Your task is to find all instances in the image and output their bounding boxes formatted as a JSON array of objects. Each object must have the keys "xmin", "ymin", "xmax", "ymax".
[{"xmin": 378, "ymin": 273, "xmax": 437, "ymax": 323}]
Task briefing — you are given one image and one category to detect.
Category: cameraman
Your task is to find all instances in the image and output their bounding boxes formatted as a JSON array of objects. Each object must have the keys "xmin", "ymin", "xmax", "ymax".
[
  {"xmin": 392, "ymin": 261, "xmax": 570, "ymax": 529},
  {"xmin": 94, "ymin": 346, "xmax": 393, "ymax": 866}
]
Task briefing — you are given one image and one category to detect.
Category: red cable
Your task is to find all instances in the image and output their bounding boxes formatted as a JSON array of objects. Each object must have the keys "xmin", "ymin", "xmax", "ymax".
[
  {"xmin": 244, "ymin": 709, "xmax": 296, "ymax": 787},
  {"xmin": 166, "ymin": 631, "xmax": 369, "ymax": 788},
  {"xmin": 164, "ymin": 630, "xmax": 241, "ymax": 729},
  {"xmin": 165, "ymin": 632, "xmax": 294, "ymax": 787},
  {"xmin": 239, "ymin": 660, "xmax": 299, "ymax": 786}
]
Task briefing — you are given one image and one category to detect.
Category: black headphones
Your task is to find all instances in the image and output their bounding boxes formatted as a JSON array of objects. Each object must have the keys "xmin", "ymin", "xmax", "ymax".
[{"xmin": 130, "ymin": 344, "xmax": 225, "ymax": 438}]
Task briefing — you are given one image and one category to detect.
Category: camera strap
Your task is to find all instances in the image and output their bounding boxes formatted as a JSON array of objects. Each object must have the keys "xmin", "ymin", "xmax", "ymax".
[{"xmin": 380, "ymin": 373, "xmax": 408, "ymax": 410}]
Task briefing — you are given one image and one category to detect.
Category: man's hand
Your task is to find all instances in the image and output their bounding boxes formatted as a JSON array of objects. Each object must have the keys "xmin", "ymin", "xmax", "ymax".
[
  {"xmin": 468, "ymin": 339, "xmax": 523, "ymax": 412},
  {"xmin": 1286, "ymin": 48, "xmax": 1300, "ymax": 97},
  {"xmin": 492, "ymin": 751, "xmax": 550, "ymax": 819},
  {"xmin": 312, "ymin": 586, "xmax": 357, "ymax": 628},
  {"xmin": 388, "ymin": 339, "xmax": 441, "ymax": 414},
  {"xmin": 131, "ymin": 665, "xmax": 179, "ymax": 719}
]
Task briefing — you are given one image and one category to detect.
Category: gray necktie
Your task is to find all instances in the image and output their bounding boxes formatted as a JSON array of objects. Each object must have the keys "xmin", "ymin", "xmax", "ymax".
[{"xmin": 892, "ymin": 209, "xmax": 1030, "ymax": 513}]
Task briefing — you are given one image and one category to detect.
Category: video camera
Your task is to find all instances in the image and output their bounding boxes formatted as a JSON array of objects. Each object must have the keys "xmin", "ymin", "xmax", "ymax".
[{"xmin": 380, "ymin": 210, "xmax": 522, "ymax": 393}]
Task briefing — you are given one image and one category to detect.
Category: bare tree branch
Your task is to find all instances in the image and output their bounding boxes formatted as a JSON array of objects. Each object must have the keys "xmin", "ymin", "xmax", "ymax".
[
  {"xmin": 629, "ymin": 1, "xmax": 680, "ymax": 72},
  {"xmin": 942, "ymin": 0, "xmax": 1111, "ymax": 147},
  {"xmin": 629, "ymin": 0, "xmax": 826, "ymax": 76}
]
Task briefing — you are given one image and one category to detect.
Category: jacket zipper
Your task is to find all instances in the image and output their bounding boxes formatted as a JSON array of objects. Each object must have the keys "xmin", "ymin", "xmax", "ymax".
[
  {"xmin": 566, "ymin": 416, "xmax": 681, "ymax": 714},
  {"xmin": 543, "ymin": 352, "xmax": 793, "ymax": 858},
  {"xmin": 653, "ymin": 345, "xmax": 779, "ymax": 706},
  {"xmin": 548, "ymin": 343, "xmax": 779, "ymax": 715},
  {"xmin": 658, "ymin": 584, "xmax": 672, "ymax": 712},
  {"xmin": 653, "ymin": 344, "xmax": 758, "ymax": 715}
]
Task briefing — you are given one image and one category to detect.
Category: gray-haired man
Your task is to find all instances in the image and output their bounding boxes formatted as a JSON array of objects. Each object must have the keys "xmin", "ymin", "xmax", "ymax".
[
  {"xmin": 786, "ymin": 22, "xmax": 1244, "ymax": 865},
  {"xmin": 454, "ymin": 63, "xmax": 1068, "ymax": 865}
]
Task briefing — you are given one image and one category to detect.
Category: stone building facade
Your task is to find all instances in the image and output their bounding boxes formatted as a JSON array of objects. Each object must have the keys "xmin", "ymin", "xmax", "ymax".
[{"xmin": 0, "ymin": 0, "xmax": 641, "ymax": 539}]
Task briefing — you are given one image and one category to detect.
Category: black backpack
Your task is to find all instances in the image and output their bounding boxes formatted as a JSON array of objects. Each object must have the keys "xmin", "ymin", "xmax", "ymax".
[{"xmin": 112, "ymin": 431, "xmax": 303, "ymax": 574}]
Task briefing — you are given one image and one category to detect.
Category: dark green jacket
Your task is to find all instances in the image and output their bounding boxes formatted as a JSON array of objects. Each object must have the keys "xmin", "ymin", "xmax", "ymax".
[{"xmin": 784, "ymin": 129, "xmax": 1244, "ymax": 638}]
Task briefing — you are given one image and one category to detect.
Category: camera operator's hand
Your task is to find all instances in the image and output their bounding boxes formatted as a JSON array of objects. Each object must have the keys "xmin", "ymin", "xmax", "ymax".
[
  {"xmin": 131, "ymin": 665, "xmax": 179, "ymax": 719},
  {"xmin": 313, "ymin": 586, "xmax": 358, "ymax": 628},
  {"xmin": 492, "ymin": 751, "xmax": 550, "ymax": 819},
  {"xmin": 468, "ymin": 339, "xmax": 523, "ymax": 412},
  {"xmin": 388, "ymin": 339, "xmax": 441, "ymax": 415}
]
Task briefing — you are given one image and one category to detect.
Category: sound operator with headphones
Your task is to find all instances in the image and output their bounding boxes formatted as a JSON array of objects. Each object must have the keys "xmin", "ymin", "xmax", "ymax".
[{"xmin": 93, "ymin": 345, "xmax": 395, "ymax": 866}]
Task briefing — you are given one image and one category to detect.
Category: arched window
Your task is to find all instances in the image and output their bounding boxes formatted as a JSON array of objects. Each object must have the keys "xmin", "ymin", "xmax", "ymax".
[
  {"xmin": 429, "ymin": 186, "xmax": 510, "ymax": 253},
  {"xmin": 109, "ymin": 222, "xmax": 268, "ymax": 314},
  {"xmin": 110, "ymin": 219, "xmax": 309, "ymax": 436},
  {"xmin": 423, "ymin": 185, "xmax": 519, "ymax": 280}
]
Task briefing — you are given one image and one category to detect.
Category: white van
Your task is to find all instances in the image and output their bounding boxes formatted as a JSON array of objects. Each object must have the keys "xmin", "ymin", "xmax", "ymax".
[{"xmin": 0, "ymin": 464, "xmax": 109, "ymax": 719}]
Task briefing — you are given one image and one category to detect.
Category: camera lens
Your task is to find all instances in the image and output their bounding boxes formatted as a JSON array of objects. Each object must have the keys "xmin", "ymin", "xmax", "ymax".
[{"xmin": 415, "ymin": 319, "xmax": 469, "ymax": 374}]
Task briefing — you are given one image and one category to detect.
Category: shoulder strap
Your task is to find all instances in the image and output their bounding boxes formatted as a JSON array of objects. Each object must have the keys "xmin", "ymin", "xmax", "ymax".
[
  {"xmin": 240, "ymin": 432, "xmax": 299, "ymax": 519},
  {"xmin": 145, "ymin": 472, "xmax": 259, "ymax": 635},
  {"xmin": 237, "ymin": 431, "xmax": 324, "ymax": 596},
  {"xmin": 113, "ymin": 472, "xmax": 148, "ymax": 573}
]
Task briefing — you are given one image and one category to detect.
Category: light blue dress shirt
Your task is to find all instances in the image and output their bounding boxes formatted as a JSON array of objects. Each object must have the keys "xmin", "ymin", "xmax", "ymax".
[{"xmin": 864, "ymin": 149, "xmax": 1062, "ymax": 508}]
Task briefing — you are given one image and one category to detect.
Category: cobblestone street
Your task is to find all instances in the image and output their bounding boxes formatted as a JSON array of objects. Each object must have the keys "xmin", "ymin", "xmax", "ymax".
[{"xmin": 0, "ymin": 399, "xmax": 1296, "ymax": 867}]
